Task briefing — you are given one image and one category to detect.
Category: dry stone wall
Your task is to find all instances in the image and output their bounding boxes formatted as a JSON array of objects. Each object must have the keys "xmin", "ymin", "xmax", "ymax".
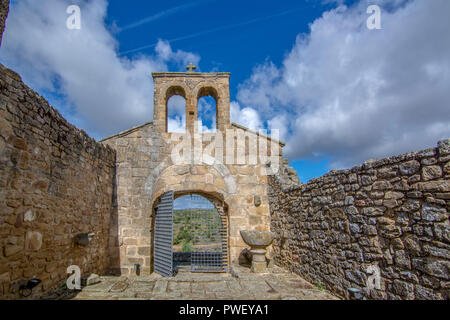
[
  {"xmin": 0, "ymin": 64, "xmax": 116, "ymax": 299},
  {"xmin": 269, "ymin": 139, "xmax": 450, "ymax": 300}
]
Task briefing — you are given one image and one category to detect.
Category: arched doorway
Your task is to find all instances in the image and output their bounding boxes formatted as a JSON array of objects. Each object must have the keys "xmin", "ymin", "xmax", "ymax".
[
  {"xmin": 153, "ymin": 191, "xmax": 229, "ymax": 276},
  {"xmin": 173, "ymin": 194, "xmax": 225, "ymax": 272}
]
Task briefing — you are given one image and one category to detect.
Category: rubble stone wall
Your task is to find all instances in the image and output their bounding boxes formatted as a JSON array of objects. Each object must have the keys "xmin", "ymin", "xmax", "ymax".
[
  {"xmin": 269, "ymin": 139, "xmax": 450, "ymax": 300},
  {"xmin": 0, "ymin": 64, "xmax": 116, "ymax": 299}
]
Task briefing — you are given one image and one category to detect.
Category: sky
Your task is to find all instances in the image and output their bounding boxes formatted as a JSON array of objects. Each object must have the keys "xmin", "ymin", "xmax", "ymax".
[
  {"xmin": 174, "ymin": 194, "xmax": 215, "ymax": 211},
  {"xmin": 1, "ymin": 0, "xmax": 449, "ymax": 182}
]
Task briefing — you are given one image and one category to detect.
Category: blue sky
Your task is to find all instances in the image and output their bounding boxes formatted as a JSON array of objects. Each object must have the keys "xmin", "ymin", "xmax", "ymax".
[
  {"xmin": 108, "ymin": 0, "xmax": 351, "ymax": 181},
  {"xmin": 1, "ymin": 0, "xmax": 449, "ymax": 183},
  {"xmin": 174, "ymin": 194, "xmax": 215, "ymax": 210},
  {"xmin": 111, "ymin": 0, "xmax": 344, "ymax": 96}
]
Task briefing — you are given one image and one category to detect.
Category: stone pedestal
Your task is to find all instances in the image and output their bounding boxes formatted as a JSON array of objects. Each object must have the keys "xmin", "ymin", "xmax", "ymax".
[
  {"xmin": 240, "ymin": 230, "xmax": 275, "ymax": 274},
  {"xmin": 250, "ymin": 249, "xmax": 268, "ymax": 273}
]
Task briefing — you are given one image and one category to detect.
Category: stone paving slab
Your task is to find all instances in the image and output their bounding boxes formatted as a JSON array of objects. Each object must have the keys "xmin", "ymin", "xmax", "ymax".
[{"xmin": 42, "ymin": 265, "xmax": 340, "ymax": 300}]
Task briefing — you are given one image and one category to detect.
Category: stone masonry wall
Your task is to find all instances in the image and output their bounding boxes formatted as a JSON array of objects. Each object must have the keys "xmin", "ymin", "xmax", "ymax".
[
  {"xmin": 0, "ymin": 64, "xmax": 116, "ymax": 299},
  {"xmin": 102, "ymin": 123, "xmax": 282, "ymax": 276},
  {"xmin": 102, "ymin": 70, "xmax": 285, "ymax": 276},
  {"xmin": 269, "ymin": 139, "xmax": 450, "ymax": 300},
  {"xmin": 0, "ymin": 0, "xmax": 8, "ymax": 47}
]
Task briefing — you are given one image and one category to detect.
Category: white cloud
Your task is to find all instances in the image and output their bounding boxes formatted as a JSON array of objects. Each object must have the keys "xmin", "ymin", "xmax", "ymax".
[
  {"xmin": 230, "ymin": 101, "xmax": 263, "ymax": 132},
  {"xmin": 167, "ymin": 95, "xmax": 186, "ymax": 118},
  {"xmin": 167, "ymin": 95, "xmax": 186, "ymax": 133},
  {"xmin": 167, "ymin": 115, "xmax": 186, "ymax": 133},
  {"xmin": 268, "ymin": 114, "xmax": 289, "ymax": 143},
  {"xmin": 0, "ymin": 0, "xmax": 200, "ymax": 139},
  {"xmin": 236, "ymin": 0, "xmax": 450, "ymax": 168},
  {"xmin": 155, "ymin": 39, "xmax": 200, "ymax": 70}
]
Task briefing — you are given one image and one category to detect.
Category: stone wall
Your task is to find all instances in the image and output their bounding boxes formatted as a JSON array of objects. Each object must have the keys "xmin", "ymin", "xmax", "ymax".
[
  {"xmin": 0, "ymin": 0, "xmax": 9, "ymax": 47},
  {"xmin": 0, "ymin": 64, "xmax": 116, "ymax": 299},
  {"xmin": 269, "ymin": 139, "xmax": 450, "ymax": 300}
]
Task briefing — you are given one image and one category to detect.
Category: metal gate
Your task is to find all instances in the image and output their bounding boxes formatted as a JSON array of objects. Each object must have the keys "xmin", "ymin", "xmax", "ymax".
[
  {"xmin": 154, "ymin": 191, "xmax": 174, "ymax": 277},
  {"xmin": 190, "ymin": 204, "xmax": 228, "ymax": 273},
  {"xmin": 173, "ymin": 194, "xmax": 228, "ymax": 273}
]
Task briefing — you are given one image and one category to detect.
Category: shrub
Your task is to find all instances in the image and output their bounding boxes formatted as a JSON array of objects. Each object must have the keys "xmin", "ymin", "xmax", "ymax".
[{"xmin": 181, "ymin": 239, "xmax": 194, "ymax": 252}]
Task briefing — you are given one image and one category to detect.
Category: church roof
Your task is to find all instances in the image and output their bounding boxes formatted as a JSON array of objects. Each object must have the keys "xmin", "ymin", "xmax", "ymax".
[{"xmin": 99, "ymin": 121, "xmax": 153, "ymax": 142}]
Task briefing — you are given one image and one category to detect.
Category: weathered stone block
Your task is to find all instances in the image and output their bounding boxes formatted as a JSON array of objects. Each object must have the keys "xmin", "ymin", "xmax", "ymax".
[
  {"xmin": 7, "ymin": 136, "xmax": 27, "ymax": 150},
  {"xmin": 372, "ymin": 180, "xmax": 391, "ymax": 191},
  {"xmin": 415, "ymin": 285, "xmax": 443, "ymax": 300},
  {"xmin": 417, "ymin": 180, "xmax": 450, "ymax": 192},
  {"xmin": 401, "ymin": 199, "xmax": 421, "ymax": 213},
  {"xmin": 394, "ymin": 250, "xmax": 411, "ymax": 269},
  {"xmin": 392, "ymin": 280, "xmax": 414, "ymax": 299},
  {"xmin": 81, "ymin": 273, "xmax": 101, "ymax": 286},
  {"xmin": 3, "ymin": 245, "xmax": 22, "ymax": 257},
  {"xmin": 383, "ymin": 199, "xmax": 398, "ymax": 209},
  {"xmin": 23, "ymin": 209, "xmax": 36, "ymax": 222},
  {"xmin": 423, "ymin": 243, "xmax": 450, "ymax": 259},
  {"xmin": 422, "ymin": 166, "xmax": 442, "ymax": 181},
  {"xmin": 137, "ymin": 246, "xmax": 150, "ymax": 256},
  {"xmin": 421, "ymin": 203, "xmax": 448, "ymax": 222},
  {"xmin": 32, "ymin": 180, "xmax": 48, "ymax": 191},
  {"xmin": 437, "ymin": 139, "xmax": 450, "ymax": 155},
  {"xmin": 412, "ymin": 258, "xmax": 449, "ymax": 280},
  {"xmin": 404, "ymin": 236, "xmax": 422, "ymax": 256},
  {"xmin": 444, "ymin": 161, "xmax": 450, "ymax": 175},
  {"xmin": 399, "ymin": 160, "xmax": 420, "ymax": 175},
  {"xmin": 345, "ymin": 270, "xmax": 366, "ymax": 286}
]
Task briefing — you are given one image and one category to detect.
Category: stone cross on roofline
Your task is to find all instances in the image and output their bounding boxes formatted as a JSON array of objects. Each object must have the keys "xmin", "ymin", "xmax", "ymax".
[{"xmin": 186, "ymin": 62, "xmax": 196, "ymax": 72}]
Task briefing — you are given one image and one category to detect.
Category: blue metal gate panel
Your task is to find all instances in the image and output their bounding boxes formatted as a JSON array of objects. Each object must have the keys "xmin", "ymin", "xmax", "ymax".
[{"xmin": 154, "ymin": 191, "xmax": 174, "ymax": 277}]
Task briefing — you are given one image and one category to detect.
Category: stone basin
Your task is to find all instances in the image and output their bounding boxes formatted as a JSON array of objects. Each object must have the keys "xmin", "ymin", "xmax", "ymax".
[
  {"xmin": 240, "ymin": 230, "xmax": 275, "ymax": 248},
  {"xmin": 240, "ymin": 230, "xmax": 275, "ymax": 273}
]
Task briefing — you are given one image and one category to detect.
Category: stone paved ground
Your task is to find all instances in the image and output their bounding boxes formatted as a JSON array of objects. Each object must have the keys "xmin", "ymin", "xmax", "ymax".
[{"xmin": 41, "ymin": 265, "xmax": 339, "ymax": 300}]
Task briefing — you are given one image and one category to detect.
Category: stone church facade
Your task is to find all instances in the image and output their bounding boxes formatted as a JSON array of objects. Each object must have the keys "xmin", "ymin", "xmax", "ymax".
[
  {"xmin": 0, "ymin": 2, "xmax": 448, "ymax": 300},
  {"xmin": 101, "ymin": 71, "xmax": 293, "ymax": 276}
]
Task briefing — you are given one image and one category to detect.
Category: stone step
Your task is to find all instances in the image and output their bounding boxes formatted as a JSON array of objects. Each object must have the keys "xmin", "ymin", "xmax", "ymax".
[{"xmin": 176, "ymin": 265, "xmax": 191, "ymax": 273}]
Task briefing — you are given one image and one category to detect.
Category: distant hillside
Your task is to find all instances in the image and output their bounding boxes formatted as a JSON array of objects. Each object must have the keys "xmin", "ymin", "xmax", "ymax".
[{"xmin": 173, "ymin": 208, "xmax": 222, "ymax": 252}]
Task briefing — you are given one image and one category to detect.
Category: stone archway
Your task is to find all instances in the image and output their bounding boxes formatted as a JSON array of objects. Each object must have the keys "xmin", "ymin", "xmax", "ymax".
[
  {"xmin": 149, "ymin": 162, "xmax": 233, "ymax": 276},
  {"xmin": 151, "ymin": 189, "xmax": 229, "ymax": 274}
]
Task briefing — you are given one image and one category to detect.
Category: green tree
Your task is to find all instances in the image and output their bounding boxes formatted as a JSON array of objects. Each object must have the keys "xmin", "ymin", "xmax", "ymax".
[{"xmin": 181, "ymin": 239, "xmax": 194, "ymax": 252}]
